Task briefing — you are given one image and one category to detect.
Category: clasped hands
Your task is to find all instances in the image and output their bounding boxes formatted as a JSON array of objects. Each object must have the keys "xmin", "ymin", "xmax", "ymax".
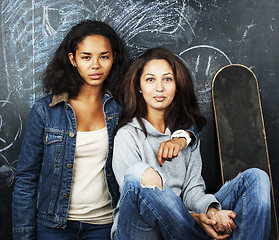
[
  {"xmin": 191, "ymin": 207, "xmax": 237, "ymax": 240},
  {"xmin": 156, "ymin": 137, "xmax": 237, "ymax": 239}
]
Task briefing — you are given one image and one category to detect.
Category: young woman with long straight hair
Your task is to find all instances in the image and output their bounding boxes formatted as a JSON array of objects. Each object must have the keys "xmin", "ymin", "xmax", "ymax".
[{"xmin": 111, "ymin": 47, "xmax": 271, "ymax": 240}]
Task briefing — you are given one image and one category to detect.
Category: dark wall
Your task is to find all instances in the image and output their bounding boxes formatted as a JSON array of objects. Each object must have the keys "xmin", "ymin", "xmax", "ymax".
[{"xmin": 1, "ymin": 0, "xmax": 278, "ymax": 239}]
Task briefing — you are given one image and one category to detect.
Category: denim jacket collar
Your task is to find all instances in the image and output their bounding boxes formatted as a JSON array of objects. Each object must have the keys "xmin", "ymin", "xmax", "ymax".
[
  {"xmin": 49, "ymin": 92, "xmax": 69, "ymax": 107},
  {"xmin": 49, "ymin": 91, "xmax": 113, "ymax": 107}
]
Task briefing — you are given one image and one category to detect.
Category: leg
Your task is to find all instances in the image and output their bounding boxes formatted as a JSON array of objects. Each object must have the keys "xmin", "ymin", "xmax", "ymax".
[
  {"xmin": 37, "ymin": 221, "xmax": 112, "ymax": 240},
  {"xmin": 36, "ymin": 221, "xmax": 79, "ymax": 240},
  {"xmin": 81, "ymin": 223, "xmax": 112, "ymax": 240},
  {"xmin": 115, "ymin": 162, "xmax": 209, "ymax": 240},
  {"xmin": 215, "ymin": 168, "xmax": 271, "ymax": 240}
]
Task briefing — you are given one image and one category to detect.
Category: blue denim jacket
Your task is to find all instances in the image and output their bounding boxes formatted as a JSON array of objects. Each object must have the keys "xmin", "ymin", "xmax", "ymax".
[{"xmin": 12, "ymin": 92, "xmax": 121, "ymax": 240}]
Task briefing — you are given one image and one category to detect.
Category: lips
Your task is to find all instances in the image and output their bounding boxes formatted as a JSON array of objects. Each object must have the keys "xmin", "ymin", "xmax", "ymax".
[
  {"xmin": 89, "ymin": 73, "xmax": 103, "ymax": 80},
  {"xmin": 153, "ymin": 96, "xmax": 166, "ymax": 102}
]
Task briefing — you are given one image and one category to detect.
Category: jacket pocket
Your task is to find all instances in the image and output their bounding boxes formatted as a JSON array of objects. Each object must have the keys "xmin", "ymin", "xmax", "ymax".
[
  {"xmin": 43, "ymin": 130, "xmax": 64, "ymax": 167},
  {"xmin": 37, "ymin": 130, "xmax": 65, "ymax": 213},
  {"xmin": 44, "ymin": 132, "xmax": 63, "ymax": 145}
]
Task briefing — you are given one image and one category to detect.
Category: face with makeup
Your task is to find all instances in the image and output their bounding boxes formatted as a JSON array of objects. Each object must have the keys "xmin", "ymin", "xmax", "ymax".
[
  {"xmin": 140, "ymin": 59, "xmax": 176, "ymax": 115},
  {"xmin": 68, "ymin": 34, "xmax": 114, "ymax": 88}
]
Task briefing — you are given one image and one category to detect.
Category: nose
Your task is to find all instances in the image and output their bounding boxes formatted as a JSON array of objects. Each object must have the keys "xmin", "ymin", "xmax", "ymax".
[
  {"xmin": 156, "ymin": 81, "xmax": 164, "ymax": 92},
  {"xmin": 91, "ymin": 57, "xmax": 100, "ymax": 69}
]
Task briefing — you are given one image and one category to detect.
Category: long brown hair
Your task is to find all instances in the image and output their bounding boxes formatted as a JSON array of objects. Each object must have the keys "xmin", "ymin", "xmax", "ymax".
[{"xmin": 117, "ymin": 47, "xmax": 206, "ymax": 135}]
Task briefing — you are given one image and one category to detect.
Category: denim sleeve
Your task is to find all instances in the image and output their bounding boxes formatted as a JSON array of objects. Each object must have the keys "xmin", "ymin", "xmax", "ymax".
[
  {"xmin": 174, "ymin": 125, "xmax": 201, "ymax": 145},
  {"xmin": 186, "ymin": 125, "xmax": 200, "ymax": 145},
  {"xmin": 12, "ymin": 102, "xmax": 45, "ymax": 240}
]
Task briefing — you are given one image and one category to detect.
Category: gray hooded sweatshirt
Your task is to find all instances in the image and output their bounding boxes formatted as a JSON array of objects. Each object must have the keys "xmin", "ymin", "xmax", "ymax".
[{"xmin": 111, "ymin": 117, "xmax": 220, "ymax": 237}]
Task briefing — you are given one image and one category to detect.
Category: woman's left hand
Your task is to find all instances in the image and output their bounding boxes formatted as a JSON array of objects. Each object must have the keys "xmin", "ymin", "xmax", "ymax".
[
  {"xmin": 157, "ymin": 138, "xmax": 186, "ymax": 166},
  {"xmin": 191, "ymin": 212, "xmax": 230, "ymax": 240},
  {"xmin": 210, "ymin": 210, "xmax": 236, "ymax": 234}
]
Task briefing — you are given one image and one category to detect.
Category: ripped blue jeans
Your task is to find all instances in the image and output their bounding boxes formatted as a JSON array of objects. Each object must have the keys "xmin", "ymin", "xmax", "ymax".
[{"xmin": 114, "ymin": 163, "xmax": 271, "ymax": 240}]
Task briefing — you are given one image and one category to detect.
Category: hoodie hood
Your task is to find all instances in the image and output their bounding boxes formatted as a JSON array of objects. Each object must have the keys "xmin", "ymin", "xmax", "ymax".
[{"xmin": 127, "ymin": 117, "xmax": 171, "ymax": 138}]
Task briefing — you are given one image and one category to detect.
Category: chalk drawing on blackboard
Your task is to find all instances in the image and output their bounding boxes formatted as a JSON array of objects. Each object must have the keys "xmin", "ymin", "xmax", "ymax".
[
  {"xmin": 179, "ymin": 45, "xmax": 232, "ymax": 116},
  {"xmin": 0, "ymin": 100, "xmax": 22, "ymax": 153},
  {"xmin": 108, "ymin": 0, "xmax": 199, "ymax": 59},
  {"xmin": 2, "ymin": 0, "xmax": 199, "ymax": 105},
  {"xmin": 1, "ymin": 0, "xmax": 92, "ymax": 106},
  {"xmin": 0, "ymin": 154, "xmax": 15, "ymax": 187},
  {"xmin": 43, "ymin": 7, "xmax": 59, "ymax": 36}
]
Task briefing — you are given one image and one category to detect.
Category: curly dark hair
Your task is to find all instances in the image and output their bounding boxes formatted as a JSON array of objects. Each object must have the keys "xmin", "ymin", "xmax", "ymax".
[
  {"xmin": 117, "ymin": 47, "xmax": 206, "ymax": 134},
  {"xmin": 43, "ymin": 20, "xmax": 129, "ymax": 101}
]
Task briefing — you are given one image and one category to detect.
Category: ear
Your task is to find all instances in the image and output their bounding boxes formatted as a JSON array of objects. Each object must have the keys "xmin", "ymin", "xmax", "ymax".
[{"xmin": 68, "ymin": 53, "xmax": 77, "ymax": 67}]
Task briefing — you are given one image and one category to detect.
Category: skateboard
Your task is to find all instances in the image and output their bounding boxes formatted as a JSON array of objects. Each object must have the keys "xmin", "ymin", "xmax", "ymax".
[{"xmin": 212, "ymin": 64, "xmax": 278, "ymax": 239}]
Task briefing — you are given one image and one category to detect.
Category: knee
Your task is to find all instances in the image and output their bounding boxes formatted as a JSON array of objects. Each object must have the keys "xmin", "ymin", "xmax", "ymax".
[
  {"xmin": 243, "ymin": 168, "xmax": 271, "ymax": 201},
  {"xmin": 124, "ymin": 163, "xmax": 163, "ymax": 190},
  {"xmin": 245, "ymin": 168, "xmax": 270, "ymax": 187},
  {"xmin": 141, "ymin": 168, "xmax": 163, "ymax": 190}
]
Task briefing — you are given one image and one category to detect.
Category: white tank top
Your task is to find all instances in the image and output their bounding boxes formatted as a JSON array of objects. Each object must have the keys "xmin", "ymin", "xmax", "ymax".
[{"xmin": 67, "ymin": 127, "xmax": 113, "ymax": 224}]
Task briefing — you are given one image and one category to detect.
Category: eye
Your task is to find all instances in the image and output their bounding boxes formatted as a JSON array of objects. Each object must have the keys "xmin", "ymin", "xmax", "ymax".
[
  {"xmin": 82, "ymin": 56, "xmax": 90, "ymax": 60},
  {"xmin": 101, "ymin": 55, "xmax": 110, "ymax": 59},
  {"xmin": 164, "ymin": 77, "xmax": 173, "ymax": 82},
  {"xmin": 146, "ymin": 77, "xmax": 154, "ymax": 82}
]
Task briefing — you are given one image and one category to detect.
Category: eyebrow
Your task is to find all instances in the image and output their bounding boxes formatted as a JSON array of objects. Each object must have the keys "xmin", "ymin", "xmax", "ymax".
[
  {"xmin": 80, "ymin": 51, "xmax": 111, "ymax": 55},
  {"xmin": 163, "ymin": 72, "xmax": 173, "ymax": 76},
  {"xmin": 144, "ymin": 72, "xmax": 174, "ymax": 77}
]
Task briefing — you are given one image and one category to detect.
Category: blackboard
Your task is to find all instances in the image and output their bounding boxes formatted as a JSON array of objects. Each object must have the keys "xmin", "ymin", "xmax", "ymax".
[{"xmin": 1, "ymin": 0, "xmax": 278, "ymax": 239}]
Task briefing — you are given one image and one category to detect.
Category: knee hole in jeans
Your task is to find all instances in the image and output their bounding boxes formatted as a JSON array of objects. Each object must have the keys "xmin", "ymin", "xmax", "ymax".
[{"xmin": 141, "ymin": 167, "xmax": 163, "ymax": 190}]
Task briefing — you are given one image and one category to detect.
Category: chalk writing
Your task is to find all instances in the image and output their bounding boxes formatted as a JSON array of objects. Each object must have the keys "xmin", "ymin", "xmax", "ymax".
[
  {"xmin": 179, "ymin": 45, "xmax": 232, "ymax": 116},
  {"xmin": 0, "ymin": 154, "xmax": 15, "ymax": 187},
  {"xmin": 2, "ymin": 0, "xmax": 200, "ymax": 106},
  {"xmin": 0, "ymin": 101, "xmax": 22, "ymax": 153}
]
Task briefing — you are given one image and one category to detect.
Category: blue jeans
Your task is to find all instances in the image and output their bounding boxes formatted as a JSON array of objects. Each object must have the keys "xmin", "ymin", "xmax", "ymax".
[
  {"xmin": 114, "ymin": 163, "xmax": 271, "ymax": 240},
  {"xmin": 215, "ymin": 168, "xmax": 271, "ymax": 239},
  {"xmin": 36, "ymin": 221, "xmax": 112, "ymax": 240}
]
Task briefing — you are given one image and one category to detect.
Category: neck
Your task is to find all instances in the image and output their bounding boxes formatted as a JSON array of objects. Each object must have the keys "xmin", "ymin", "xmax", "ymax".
[
  {"xmin": 145, "ymin": 109, "xmax": 166, "ymax": 133},
  {"xmin": 74, "ymin": 84, "xmax": 104, "ymax": 102}
]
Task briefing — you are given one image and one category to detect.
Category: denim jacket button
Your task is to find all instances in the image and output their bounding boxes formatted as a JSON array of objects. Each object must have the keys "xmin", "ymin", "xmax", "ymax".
[
  {"xmin": 58, "ymin": 222, "xmax": 63, "ymax": 227},
  {"xmin": 65, "ymin": 105, "xmax": 69, "ymax": 110},
  {"xmin": 67, "ymin": 164, "xmax": 73, "ymax": 169},
  {"xmin": 69, "ymin": 132, "xmax": 75, "ymax": 138},
  {"xmin": 63, "ymin": 193, "xmax": 68, "ymax": 198}
]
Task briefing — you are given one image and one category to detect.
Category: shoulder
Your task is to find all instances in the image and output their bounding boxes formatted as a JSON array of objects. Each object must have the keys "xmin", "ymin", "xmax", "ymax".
[
  {"xmin": 115, "ymin": 124, "xmax": 136, "ymax": 138},
  {"xmin": 34, "ymin": 94, "xmax": 67, "ymax": 111},
  {"xmin": 25, "ymin": 95, "xmax": 54, "ymax": 122},
  {"xmin": 113, "ymin": 122, "xmax": 143, "ymax": 158},
  {"xmin": 31, "ymin": 94, "xmax": 66, "ymax": 120},
  {"xmin": 115, "ymin": 120, "xmax": 143, "ymax": 142},
  {"xmin": 31, "ymin": 94, "xmax": 53, "ymax": 113},
  {"xmin": 104, "ymin": 92, "xmax": 122, "ymax": 114},
  {"xmin": 35, "ymin": 94, "xmax": 53, "ymax": 105}
]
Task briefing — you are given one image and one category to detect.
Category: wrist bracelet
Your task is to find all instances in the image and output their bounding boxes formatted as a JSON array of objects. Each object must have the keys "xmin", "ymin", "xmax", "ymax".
[{"xmin": 171, "ymin": 130, "xmax": 192, "ymax": 147}]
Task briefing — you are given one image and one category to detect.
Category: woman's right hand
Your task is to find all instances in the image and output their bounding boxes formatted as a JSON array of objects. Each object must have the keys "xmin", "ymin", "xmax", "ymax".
[{"xmin": 157, "ymin": 138, "xmax": 186, "ymax": 166}]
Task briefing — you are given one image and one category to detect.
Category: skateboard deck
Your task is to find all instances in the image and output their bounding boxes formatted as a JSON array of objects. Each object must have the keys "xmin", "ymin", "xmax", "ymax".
[{"xmin": 212, "ymin": 64, "xmax": 278, "ymax": 239}]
